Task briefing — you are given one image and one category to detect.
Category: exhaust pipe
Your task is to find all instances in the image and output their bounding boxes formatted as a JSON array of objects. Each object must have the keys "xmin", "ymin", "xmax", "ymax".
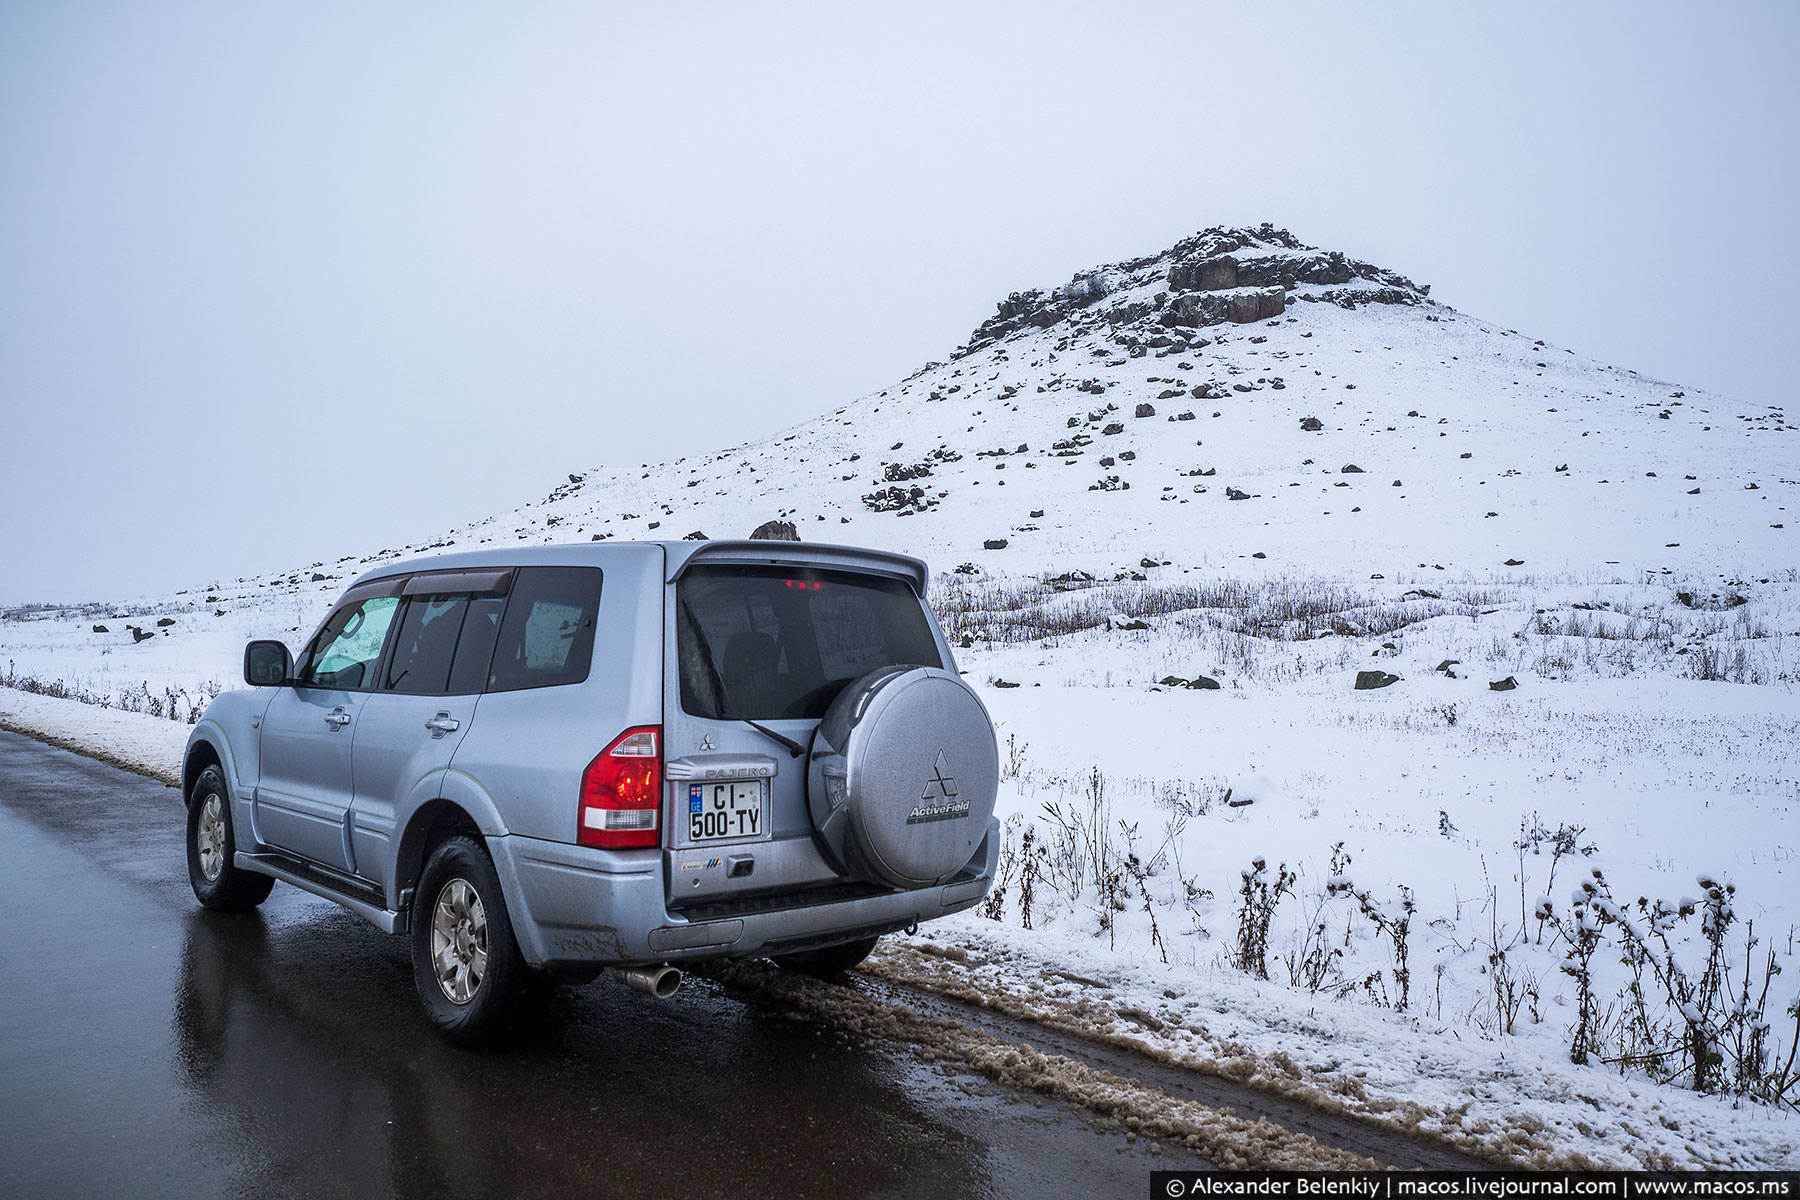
[{"xmin": 606, "ymin": 964, "xmax": 683, "ymax": 999}]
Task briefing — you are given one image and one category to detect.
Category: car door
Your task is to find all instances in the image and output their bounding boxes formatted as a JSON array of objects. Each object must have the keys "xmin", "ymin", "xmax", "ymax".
[
  {"xmin": 664, "ymin": 559, "xmax": 948, "ymax": 906},
  {"xmin": 348, "ymin": 572, "xmax": 509, "ymax": 892},
  {"xmin": 254, "ymin": 582, "xmax": 403, "ymax": 872}
]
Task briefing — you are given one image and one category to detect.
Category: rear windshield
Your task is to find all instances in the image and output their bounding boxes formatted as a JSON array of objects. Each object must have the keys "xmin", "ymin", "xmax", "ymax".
[{"xmin": 677, "ymin": 564, "xmax": 941, "ymax": 720}]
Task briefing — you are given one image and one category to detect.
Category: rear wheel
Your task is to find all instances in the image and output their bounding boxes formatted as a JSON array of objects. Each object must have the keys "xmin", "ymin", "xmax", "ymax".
[
  {"xmin": 186, "ymin": 765, "xmax": 274, "ymax": 911},
  {"xmin": 773, "ymin": 934, "xmax": 880, "ymax": 979},
  {"xmin": 412, "ymin": 835, "xmax": 534, "ymax": 1046}
]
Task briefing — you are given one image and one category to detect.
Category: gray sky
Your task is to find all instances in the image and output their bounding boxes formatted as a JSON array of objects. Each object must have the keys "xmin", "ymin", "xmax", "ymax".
[{"xmin": 3, "ymin": 1, "xmax": 1795, "ymax": 603}]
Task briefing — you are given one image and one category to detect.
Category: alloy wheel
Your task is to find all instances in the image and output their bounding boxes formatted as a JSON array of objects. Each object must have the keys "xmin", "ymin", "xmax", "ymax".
[
  {"xmin": 196, "ymin": 794, "xmax": 226, "ymax": 882},
  {"xmin": 429, "ymin": 878, "xmax": 488, "ymax": 1005}
]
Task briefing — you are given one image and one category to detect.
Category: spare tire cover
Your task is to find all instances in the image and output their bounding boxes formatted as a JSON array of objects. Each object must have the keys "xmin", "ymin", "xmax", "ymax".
[{"xmin": 807, "ymin": 666, "xmax": 999, "ymax": 890}]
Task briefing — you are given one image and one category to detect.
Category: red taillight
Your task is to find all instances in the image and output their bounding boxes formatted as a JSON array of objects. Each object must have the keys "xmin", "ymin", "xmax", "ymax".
[
  {"xmin": 578, "ymin": 726, "xmax": 661, "ymax": 849},
  {"xmin": 783, "ymin": 579, "xmax": 824, "ymax": 590}
]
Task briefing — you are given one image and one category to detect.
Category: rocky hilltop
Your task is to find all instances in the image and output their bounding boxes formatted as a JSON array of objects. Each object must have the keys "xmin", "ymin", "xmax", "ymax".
[{"xmin": 960, "ymin": 223, "xmax": 1429, "ymax": 356}]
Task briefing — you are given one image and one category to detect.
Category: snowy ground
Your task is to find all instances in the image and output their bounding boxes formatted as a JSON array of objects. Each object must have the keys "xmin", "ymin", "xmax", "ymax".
[
  {"xmin": 962, "ymin": 621, "xmax": 1800, "ymax": 1062},
  {"xmin": 868, "ymin": 922, "xmax": 1800, "ymax": 1171},
  {"xmin": 0, "ymin": 687, "xmax": 187, "ymax": 783},
  {"xmin": 3, "ymin": 225, "xmax": 1796, "ymax": 1165}
]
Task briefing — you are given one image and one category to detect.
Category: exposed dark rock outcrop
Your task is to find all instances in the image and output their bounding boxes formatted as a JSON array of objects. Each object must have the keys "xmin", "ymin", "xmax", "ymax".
[
  {"xmin": 748, "ymin": 520, "xmax": 800, "ymax": 541},
  {"xmin": 862, "ymin": 485, "xmax": 935, "ymax": 515},
  {"xmin": 1162, "ymin": 286, "xmax": 1285, "ymax": 327},
  {"xmin": 956, "ymin": 223, "xmax": 1431, "ymax": 356}
]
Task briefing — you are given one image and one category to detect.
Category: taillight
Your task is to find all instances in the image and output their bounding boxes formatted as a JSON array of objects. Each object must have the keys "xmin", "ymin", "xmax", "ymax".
[{"xmin": 578, "ymin": 726, "xmax": 662, "ymax": 849}]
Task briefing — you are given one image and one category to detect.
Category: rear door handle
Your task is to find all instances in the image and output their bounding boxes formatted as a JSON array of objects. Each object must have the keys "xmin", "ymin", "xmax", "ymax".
[
  {"xmin": 425, "ymin": 713, "xmax": 460, "ymax": 735},
  {"xmin": 324, "ymin": 709, "xmax": 351, "ymax": 730}
]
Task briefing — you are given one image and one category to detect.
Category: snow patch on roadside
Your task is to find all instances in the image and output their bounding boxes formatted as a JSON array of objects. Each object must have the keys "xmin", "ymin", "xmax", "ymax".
[
  {"xmin": 871, "ymin": 922, "xmax": 1800, "ymax": 1171},
  {"xmin": 0, "ymin": 690, "xmax": 184, "ymax": 785}
]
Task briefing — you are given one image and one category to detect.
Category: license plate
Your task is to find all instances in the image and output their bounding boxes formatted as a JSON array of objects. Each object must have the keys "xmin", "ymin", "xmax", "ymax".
[{"xmin": 687, "ymin": 780, "xmax": 767, "ymax": 842}]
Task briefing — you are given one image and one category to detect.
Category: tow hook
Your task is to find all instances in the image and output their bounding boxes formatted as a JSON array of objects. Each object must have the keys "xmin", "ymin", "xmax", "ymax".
[{"xmin": 904, "ymin": 920, "xmax": 919, "ymax": 937}]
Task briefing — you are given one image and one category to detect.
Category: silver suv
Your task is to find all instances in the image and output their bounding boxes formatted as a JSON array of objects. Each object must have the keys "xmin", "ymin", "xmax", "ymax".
[{"xmin": 183, "ymin": 540, "xmax": 999, "ymax": 1044}]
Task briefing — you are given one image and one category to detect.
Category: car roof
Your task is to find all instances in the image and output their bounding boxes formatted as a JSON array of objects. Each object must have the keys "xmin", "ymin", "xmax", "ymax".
[{"xmin": 346, "ymin": 540, "xmax": 929, "ymax": 593}]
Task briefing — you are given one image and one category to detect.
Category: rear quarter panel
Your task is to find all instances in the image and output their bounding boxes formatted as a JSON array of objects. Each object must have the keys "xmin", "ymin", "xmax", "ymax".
[{"xmin": 447, "ymin": 544, "xmax": 665, "ymax": 844}]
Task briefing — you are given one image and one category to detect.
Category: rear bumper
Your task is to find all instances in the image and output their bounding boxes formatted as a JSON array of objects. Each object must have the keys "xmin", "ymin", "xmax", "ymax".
[{"xmin": 487, "ymin": 819, "xmax": 1000, "ymax": 967}]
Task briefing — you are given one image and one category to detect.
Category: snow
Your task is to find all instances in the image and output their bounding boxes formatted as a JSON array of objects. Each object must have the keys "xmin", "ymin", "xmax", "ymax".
[
  {"xmin": 0, "ymin": 688, "xmax": 185, "ymax": 784},
  {"xmin": 2, "ymin": 224, "xmax": 1795, "ymax": 1165},
  {"xmin": 871, "ymin": 924, "xmax": 1800, "ymax": 1170}
]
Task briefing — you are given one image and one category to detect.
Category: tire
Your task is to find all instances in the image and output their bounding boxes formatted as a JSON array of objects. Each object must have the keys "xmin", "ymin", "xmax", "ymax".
[
  {"xmin": 773, "ymin": 934, "xmax": 880, "ymax": 980},
  {"xmin": 411, "ymin": 835, "xmax": 533, "ymax": 1046},
  {"xmin": 186, "ymin": 764, "xmax": 275, "ymax": 911},
  {"xmin": 807, "ymin": 666, "xmax": 999, "ymax": 890}
]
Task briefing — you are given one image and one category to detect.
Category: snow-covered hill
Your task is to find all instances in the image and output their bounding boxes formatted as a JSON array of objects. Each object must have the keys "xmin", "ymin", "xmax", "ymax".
[
  {"xmin": 420, "ymin": 222, "xmax": 1789, "ymax": 582},
  {"xmin": 15, "ymin": 223, "xmax": 1789, "ymax": 629}
]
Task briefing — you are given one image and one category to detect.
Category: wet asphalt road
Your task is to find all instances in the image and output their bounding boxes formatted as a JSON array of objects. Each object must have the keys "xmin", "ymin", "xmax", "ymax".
[{"xmin": 0, "ymin": 731, "xmax": 1204, "ymax": 1199}]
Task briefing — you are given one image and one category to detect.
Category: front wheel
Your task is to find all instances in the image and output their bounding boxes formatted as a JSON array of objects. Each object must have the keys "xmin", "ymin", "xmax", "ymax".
[
  {"xmin": 186, "ymin": 765, "xmax": 274, "ymax": 911},
  {"xmin": 411, "ymin": 835, "xmax": 533, "ymax": 1046},
  {"xmin": 772, "ymin": 934, "xmax": 880, "ymax": 979}
]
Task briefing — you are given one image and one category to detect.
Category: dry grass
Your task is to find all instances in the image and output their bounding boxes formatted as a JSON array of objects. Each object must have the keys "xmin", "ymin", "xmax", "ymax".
[{"xmin": 934, "ymin": 573, "xmax": 1477, "ymax": 646}]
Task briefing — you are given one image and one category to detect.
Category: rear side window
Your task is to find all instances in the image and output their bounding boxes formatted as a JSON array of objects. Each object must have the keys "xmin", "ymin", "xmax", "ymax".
[
  {"xmin": 486, "ymin": 567, "xmax": 603, "ymax": 692},
  {"xmin": 677, "ymin": 565, "xmax": 941, "ymax": 720},
  {"xmin": 448, "ymin": 595, "xmax": 505, "ymax": 695},
  {"xmin": 383, "ymin": 595, "xmax": 470, "ymax": 695}
]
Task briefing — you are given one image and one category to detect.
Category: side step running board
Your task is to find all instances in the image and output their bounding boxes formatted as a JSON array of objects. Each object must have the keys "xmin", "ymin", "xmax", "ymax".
[{"xmin": 236, "ymin": 851, "xmax": 409, "ymax": 934}]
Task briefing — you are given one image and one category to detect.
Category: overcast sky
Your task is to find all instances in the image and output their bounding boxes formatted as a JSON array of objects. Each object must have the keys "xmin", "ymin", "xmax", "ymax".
[{"xmin": 3, "ymin": 2, "xmax": 1795, "ymax": 602}]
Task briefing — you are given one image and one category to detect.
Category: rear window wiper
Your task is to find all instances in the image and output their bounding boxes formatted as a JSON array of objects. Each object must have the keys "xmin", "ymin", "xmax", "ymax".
[
  {"xmin": 678, "ymin": 596, "xmax": 805, "ymax": 756},
  {"xmin": 742, "ymin": 719, "xmax": 804, "ymax": 758},
  {"xmin": 678, "ymin": 597, "xmax": 729, "ymax": 715}
]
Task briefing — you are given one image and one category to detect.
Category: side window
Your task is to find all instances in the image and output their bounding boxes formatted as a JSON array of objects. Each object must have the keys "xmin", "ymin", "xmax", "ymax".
[
  {"xmin": 486, "ymin": 567, "xmax": 602, "ymax": 693},
  {"xmin": 383, "ymin": 595, "xmax": 471, "ymax": 695},
  {"xmin": 299, "ymin": 595, "xmax": 401, "ymax": 691},
  {"xmin": 447, "ymin": 595, "xmax": 505, "ymax": 695}
]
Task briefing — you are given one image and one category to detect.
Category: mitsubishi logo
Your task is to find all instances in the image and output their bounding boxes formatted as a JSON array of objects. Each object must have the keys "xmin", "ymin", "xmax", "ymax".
[
  {"xmin": 907, "ymin": 750, "xmax": 971, "ymax": 824},
  {"xmin": 923, "ymin": 751, "xmax": 958, "ymax": 802}
]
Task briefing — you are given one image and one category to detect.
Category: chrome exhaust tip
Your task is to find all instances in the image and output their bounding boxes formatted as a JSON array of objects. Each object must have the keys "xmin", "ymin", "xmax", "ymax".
[{"xmin": 606, "ymin": 964, "xmax": 682, "ymax": 1000}]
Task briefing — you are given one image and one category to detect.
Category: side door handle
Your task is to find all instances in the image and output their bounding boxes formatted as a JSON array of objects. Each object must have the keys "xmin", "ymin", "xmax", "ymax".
[
  {"xmin": 425, "ymin": 713, "xmax": 460, "ymax": 736},
  {"xmin": 324, "ymin": 708, "xmax": 351, "ymax": 731}
]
